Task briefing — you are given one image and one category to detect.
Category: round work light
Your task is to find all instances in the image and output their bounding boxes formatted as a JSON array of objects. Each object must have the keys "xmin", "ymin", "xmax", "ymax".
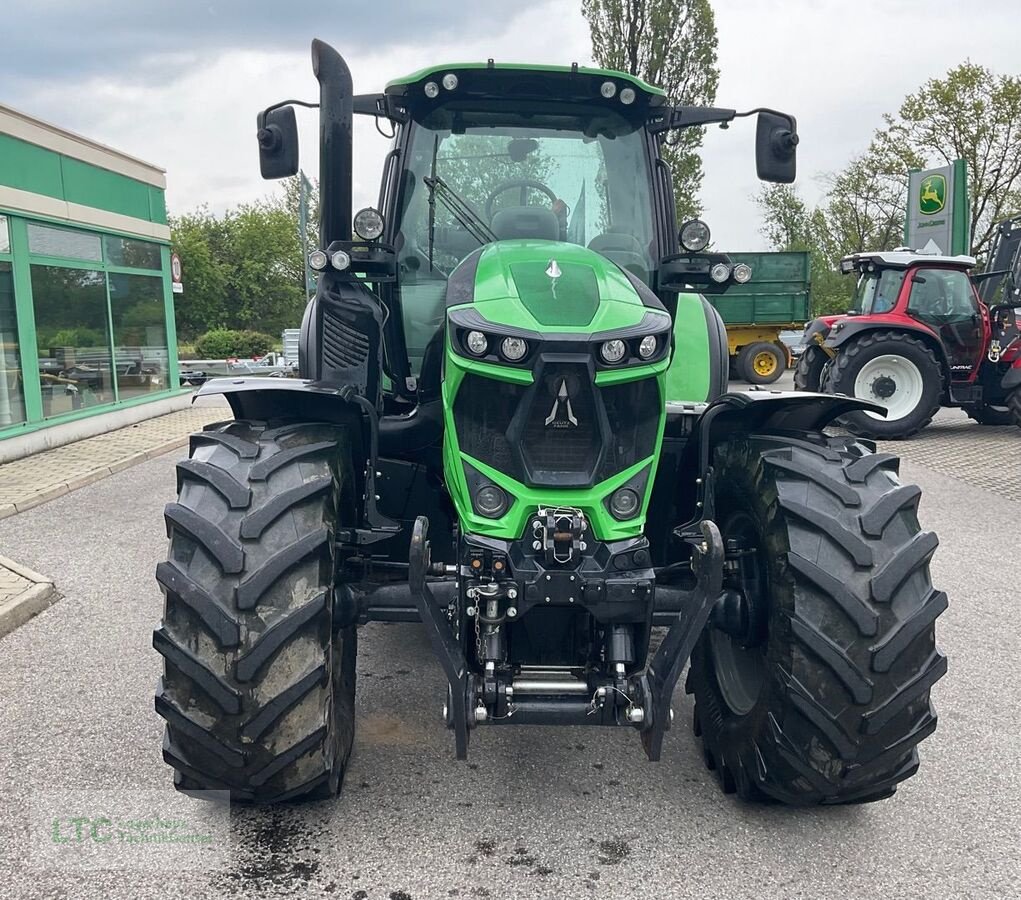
[
  {"xmin": 353, "ymin": 207, "xmax": 384, "ymax": 241},
  {"xmin": 679, "ymin": 219, "xmax": 711, "ymax": 253},
  {"xmin": 500, "ymin": 336, "xmax": 528, "ymax": 361},
  {"xmin": 475, "ymin": 485, "xmax": 508, "ymax": 518},
  {"xmin": 600, "ymin": 339, "xmax": 627, "ymax": 364},
  {"xmin": 610, "ymin": 488, "xmax": 641, "ymax": 520},
  {"xmin": 465, "ymin": 331, "xmax": 488, "ymax": 356},
  {"xmin": 638, "ymin": 335, "xmax": 658, "ymax": 359}
]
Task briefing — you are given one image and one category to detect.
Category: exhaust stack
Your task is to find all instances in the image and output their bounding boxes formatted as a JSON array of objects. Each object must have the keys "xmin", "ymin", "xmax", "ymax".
[{"xmin": 311, "ymin": 39, "xmax": 353, "ymax": 248}]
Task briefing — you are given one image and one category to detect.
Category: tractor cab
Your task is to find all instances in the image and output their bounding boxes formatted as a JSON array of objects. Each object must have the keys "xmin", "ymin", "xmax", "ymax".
[{"xmin": 381, "ymin": 63, "xmax": 669, "ymax": 377}]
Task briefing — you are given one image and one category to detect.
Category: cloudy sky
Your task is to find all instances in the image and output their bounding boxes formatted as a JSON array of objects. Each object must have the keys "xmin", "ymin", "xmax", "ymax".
[{"xmin": 3, "ymin": 0, "xmax": 1018, "ymax": 249}]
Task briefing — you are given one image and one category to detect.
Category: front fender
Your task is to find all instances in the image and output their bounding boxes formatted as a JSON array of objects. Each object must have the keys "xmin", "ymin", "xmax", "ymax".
[
  {"xmin": 194, "ymin": 376, "xmax": 363, "ymax": 429},
  {"xmin": 823, "ymin": 316, "xmax": 939, "ymax": 351},
  {"xmin": 803, "ymin": 317, "xmax": 832, "ymax": 346},
  {"xmin": 690, "ymin": 389, "xmax": 885, "ymax": 474}
]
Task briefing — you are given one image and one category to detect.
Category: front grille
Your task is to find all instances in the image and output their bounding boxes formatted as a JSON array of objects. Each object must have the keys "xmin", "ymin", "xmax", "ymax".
[
  {"xmin": 520, "ymin": 364, "xmax": 600, "ymax": 481},
  {"xmin": 451, "ymin": 356, "xmax": 661, "ymax": 489},
  {"xmin": 596, "ymin": 379, "xmax": 661, "ymax": 482},
  {"xmin": 453, "ymin": 375, "xmax": 527, "ymax": 477}
]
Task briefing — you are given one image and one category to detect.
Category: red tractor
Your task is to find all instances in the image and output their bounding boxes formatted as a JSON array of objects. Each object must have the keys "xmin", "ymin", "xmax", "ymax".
[{"xmin": 796, "ymin": 249, "xmax": 1021, "ymax": 438}]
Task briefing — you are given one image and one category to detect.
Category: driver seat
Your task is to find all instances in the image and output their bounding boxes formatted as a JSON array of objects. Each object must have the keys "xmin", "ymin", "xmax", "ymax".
[
  {"xmin": 589, "ymin": 231, "xmax": 650, "ymax": 282},
  {"xmin": 490, "ymin": 207, "xmax": 560, "ymax": 241}
]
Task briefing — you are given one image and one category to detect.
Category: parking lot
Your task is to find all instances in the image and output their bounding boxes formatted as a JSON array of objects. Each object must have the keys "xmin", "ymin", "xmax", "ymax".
[{"xmin": 0, "ymin": 378, "xmax": 1018, "ymax": 900}]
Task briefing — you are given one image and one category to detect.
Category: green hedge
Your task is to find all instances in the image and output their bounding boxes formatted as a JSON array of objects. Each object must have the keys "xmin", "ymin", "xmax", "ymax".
[{"xmin": 195, "ymin": 328, "xmax": 276, "ymax": 359}]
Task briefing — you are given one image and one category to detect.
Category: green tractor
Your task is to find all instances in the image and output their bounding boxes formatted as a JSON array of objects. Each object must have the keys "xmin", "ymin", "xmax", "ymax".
[{"xmin": 154, "ymin": 40, "xmax": 946, "ymax": 805}]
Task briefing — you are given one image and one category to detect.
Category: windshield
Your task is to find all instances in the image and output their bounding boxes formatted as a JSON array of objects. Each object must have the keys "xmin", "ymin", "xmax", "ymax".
[
  {"xmin": 393, "ymin": 122, "xmax": 656, "ymax": 372},
  {"xmin": 852, "ymin": 269, "xmax": 905, "ymax": 315}
]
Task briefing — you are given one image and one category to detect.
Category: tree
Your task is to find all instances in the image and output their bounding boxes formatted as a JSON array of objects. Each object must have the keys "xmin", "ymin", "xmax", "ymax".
[
  {"xmin": 872, "ymin": 62, "xmax": 1021, "ymax": 259},
  {"xmin": 169, "ymin": 188, "xmax": 307, "ymax": 341},
  {"xmin": 583, "ymin": 0, "xmax": 719, "ymax": 221},
  {"xmin": 756, "ymin": 184, "xmax": 850, "ymax": 316}
]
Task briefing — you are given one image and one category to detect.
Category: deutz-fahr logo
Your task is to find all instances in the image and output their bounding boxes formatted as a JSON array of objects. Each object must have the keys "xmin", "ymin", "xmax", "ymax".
[
  {"xmin": 919, "ymin": 174, "xmax": 947, "ymax": 215},
  {"xmin": 545, "ymin": 379, "xmax": 578, "ymax": 428}
]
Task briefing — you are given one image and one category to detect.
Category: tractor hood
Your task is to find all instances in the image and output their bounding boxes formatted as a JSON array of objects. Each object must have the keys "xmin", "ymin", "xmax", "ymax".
[{"xmin": 452, "ymin": 240, "xmax": 661, "ymax": 334}]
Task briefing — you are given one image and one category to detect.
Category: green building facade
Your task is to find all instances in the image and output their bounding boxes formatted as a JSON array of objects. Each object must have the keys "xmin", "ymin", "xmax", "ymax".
[{"xmin": 0, "ymin": 104, "xmax": 179, "ymax": 440}]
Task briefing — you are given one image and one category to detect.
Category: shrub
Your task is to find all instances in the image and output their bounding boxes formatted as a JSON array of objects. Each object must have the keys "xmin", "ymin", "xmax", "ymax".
[
  {"xmin": 195, "ymin": 329, "xmax": 276, "ymax": 359},
  {"xmin": 40, "ymin": 327, "xmax": 108, "ymax": 350}
]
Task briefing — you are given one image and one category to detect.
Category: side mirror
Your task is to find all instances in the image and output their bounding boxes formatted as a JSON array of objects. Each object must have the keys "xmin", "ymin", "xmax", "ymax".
[
  {"xmin": 755, "ymin": 111, "xmax": 798, "ymax": 184},
  {"xmin": 257, "ymin": 105, "xmax": 299, "ymax": 180}
]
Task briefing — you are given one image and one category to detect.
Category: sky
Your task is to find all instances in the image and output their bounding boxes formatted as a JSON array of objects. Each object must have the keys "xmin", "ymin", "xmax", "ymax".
[{"xmin": 3, "ymin": 0, "xmax": 1018, "ymax": 250}]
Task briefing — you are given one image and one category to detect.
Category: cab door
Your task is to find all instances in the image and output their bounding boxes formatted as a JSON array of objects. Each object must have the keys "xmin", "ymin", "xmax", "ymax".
[{"xmin": 906, "ymin": 267, "xmax": 986, "ymax": 380}]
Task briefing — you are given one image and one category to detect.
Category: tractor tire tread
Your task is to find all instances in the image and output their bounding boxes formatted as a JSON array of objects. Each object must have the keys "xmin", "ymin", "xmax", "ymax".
[
  {"xmin": 690, "ymin": 436, "xmax": 946, "ymax": 805},
  {"xmin": 155, "ymin": 419, "xmax": 356, "ymax": 803}
]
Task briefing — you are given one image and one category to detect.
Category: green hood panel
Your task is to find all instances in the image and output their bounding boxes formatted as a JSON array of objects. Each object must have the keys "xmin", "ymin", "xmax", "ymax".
[{"xmin": 466, "ymin": 240, "xmax": 651, "ymax": 333}]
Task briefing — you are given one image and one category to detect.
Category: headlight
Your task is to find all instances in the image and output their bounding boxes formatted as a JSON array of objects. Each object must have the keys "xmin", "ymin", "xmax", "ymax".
[
  {"xmin": 733, "ymin": 263, "xmax": 752, "ymax": 284},
  {"xmin": 619, "ymin": 87, "xmax": 636, "ymax": 105},
  {"xmin": 680, "ymin": 219, "xmax": 711, "ymax": 252},
  {"xmin": 610, "ymin": 487, "xmax": 641, "ymax": 520},
  {"xmin": 600, "ymin": 81, "xmax": 617, "ymax": 98},
  {"xmin": 710, "ymin": 263, "xmax": 731, "ymax": 283},
  {"xmin": 424, "ymin": 81, "xmax": 440, "ymax": 98},
  {"xmin": 330, "ymin": 249, "xmax": 351, "ymax": 271},
  {"xmin": 475, "ymin": 485, "xmax": 507, "ymax": 518},
  {"xmin": 308, "ymin": 249, "xmax": 328, "ymax": 271},
  {"xmin": 600, "ymin": 339, "xmax": 627, "ymax": 364},
  {"xmin": 465, "ymin": 331, "xmax": 488, "ymax": 356},
  {"xmin": 638, "ymin": 335, "xmax": 658, "ymax": 359},
  {"xmin": 500, "ymin": 336, "xmax": 528, "ymax": 361},
  {"xmin": 442, "ymin": 73, "xmax": 459, "ymax": 91},
  {"xmin": 353, "ymin": 207, "xmax": 384, "ymax": 241}
]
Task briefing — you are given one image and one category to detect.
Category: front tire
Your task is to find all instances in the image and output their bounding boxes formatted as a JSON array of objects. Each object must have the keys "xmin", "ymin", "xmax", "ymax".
[
  {"xmin": 155, "ymin": 420, "xmax": 358, "ymax": 802},
  {"xmin": 823, "ymin": 331, "xmax": 943, "ymax": 439},
  {"xmin": 688, "ymin": 434, "xmax": 946, "ymax": 805},
  {"xmin": 1009, "ymin": 387, "xmax": 1021, "ymax": 429},
  {"xmin": 793, "ymin": 346, "xmax": 827, "ymax": 392}
]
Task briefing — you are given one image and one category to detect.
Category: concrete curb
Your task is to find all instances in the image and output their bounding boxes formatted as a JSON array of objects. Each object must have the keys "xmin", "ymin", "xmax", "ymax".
[
  {"xmin": 0, "ymin": 555, "xmax": 58, "ymax": 640},
  {"xmin": 0, "ymin": 434, "xmax": 189, "ymax": 521}
]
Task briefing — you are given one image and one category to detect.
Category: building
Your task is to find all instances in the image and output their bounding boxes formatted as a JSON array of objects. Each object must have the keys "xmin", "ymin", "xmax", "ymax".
[{"xmin": 0, "ymin": 104, "xmax": 180, "ymax": 453}]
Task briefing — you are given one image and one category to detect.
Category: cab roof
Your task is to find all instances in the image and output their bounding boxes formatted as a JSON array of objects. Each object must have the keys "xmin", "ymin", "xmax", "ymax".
[
  {"xmin": 840, "ymin": 250, "xmax": 977, "ymax": 273},
  {"xmin": 386, "ymin": 62, "xmax": 666, "ymax": 98}
]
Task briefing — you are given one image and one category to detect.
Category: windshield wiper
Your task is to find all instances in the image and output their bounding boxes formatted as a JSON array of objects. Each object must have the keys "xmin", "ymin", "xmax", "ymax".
[{"xmin": 424, "ymin": 174, "xmax": 498, "ymax": 250}]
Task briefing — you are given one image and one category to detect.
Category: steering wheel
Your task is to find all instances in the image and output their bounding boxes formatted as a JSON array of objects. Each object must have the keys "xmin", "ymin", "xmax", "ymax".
[{"xmin": 484, "ymin": 179, "xmax": 559, "ymax": 220}]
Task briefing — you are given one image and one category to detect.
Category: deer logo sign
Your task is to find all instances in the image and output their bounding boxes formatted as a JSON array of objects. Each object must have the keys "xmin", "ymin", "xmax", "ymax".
[{"xmin": 919, "ymin": 174, "xmax": 947, "ymax": 215}]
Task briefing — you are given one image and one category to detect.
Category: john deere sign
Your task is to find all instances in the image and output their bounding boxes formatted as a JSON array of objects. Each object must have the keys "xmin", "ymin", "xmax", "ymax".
[
  {"xmin": 906, "ymin": 160, "xmax": 969, "ymax": 255},
  {"xmin": 918, "ymin": 173, "xmax": 946, "ymax": 215}
]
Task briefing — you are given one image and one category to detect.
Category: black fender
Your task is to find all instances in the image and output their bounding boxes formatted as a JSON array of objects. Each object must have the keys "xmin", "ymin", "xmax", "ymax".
[
  {"xmin": 194, "ymin": 377, "xmax": 365, "ymax": 434},
  {"xmin": 823, "ymin": 318, "xmax": 952, "ymax": 378},
  {"xmin": 193, "ymin": 376, "xmax": 444, "ymax": 461},
  {"xmin": 803, "ymin": 317, "xmax": 831, "ymax": 346},
  {"xmin": 675, "ymin": 391, "xmax": 885, "ymax": 526},
  {"xmin": 1003, "ymin": 362, "xmax": 1021, "ymax": 392}
]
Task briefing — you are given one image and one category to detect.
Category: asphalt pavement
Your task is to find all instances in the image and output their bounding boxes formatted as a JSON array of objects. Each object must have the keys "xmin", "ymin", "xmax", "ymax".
[{"xmin": 0, "ymin": 385, "xmax": 1019, "ymax": 899}]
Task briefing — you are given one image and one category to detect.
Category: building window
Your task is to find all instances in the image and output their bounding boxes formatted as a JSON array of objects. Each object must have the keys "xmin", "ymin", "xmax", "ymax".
[
  {"xmin": 31, "ymin": 265, "xmax": 114, "ymax": 416},
  {"xmin": 104, "ymin": 236, "xmax": 161, "ymax": 270},
  {"xmin": 109, "ymin": 272, "xmax": 168, "ymax": 399},
  {"xmin": 27, "ymin": 223, "xmax": 103, "ymax": 262},
  {"xmin": 0, "ymin": 215, "xmax": 9, "ymax": 254},
  {"xmin": 0, "ymin": 262, "xmax": 26, "ymax": 427}
]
